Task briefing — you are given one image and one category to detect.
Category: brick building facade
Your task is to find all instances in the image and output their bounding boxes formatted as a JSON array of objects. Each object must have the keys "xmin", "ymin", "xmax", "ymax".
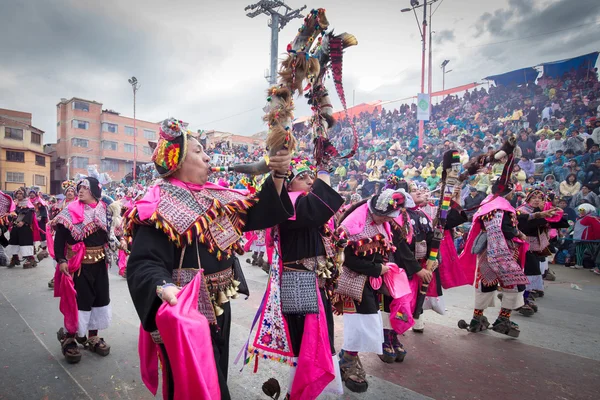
[{"xmin": 53, "ymin": 97, "xmax": 158, "ymax": 189}]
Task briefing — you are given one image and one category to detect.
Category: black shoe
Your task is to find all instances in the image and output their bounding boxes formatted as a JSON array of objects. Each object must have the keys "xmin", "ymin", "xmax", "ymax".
[
  {"xmin": 492, "ymin": 318, "xmax": 520, "ymax": 338},
  {"xmin": 517, "ymin": 305, "xmax": 535, "ymax": 317},
  {"xmin": 458, "ymin": 316, "xmax": 489, "ymax": 332}
]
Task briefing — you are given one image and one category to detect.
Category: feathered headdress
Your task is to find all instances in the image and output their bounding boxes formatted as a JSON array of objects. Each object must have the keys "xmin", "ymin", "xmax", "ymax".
[{"xmin": 62, "ymin": 180, "xmax": 76, "ymax": 194}]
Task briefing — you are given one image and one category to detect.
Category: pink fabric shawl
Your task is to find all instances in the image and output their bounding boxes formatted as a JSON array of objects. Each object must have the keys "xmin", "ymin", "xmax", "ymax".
[
  {"xmin": 117, "ymin": 250, "xmax": 128, "ymax": 277},
  {"xmin": 290, "ymin": 288, "xmax": 335, "ymax": 400},
  {"xmin": 370, "ymin": 263, "xmax": 415, "ymax": 335},
  {"xmin": 53, "ymin": 242, "xmax": 85, "ymax": 334},
  {"xmin": 136, "ymin": 178, "xmax": 248, "ymax": 221},
  {"xmin": 439, "ymin": 230, "xmax": 473, "ymax": 289},
  {"xmin": 458, "ymin": 195, "xmax": 528, "ymax": 285},
  {"xmin": 46, "ymin": 224, "xmax": 55, "ymax": 258},
  {"xmin": 342, "ymin": 203, "xmax": 392, "ymax": 238},
  {"xmin": 151, "ymin": 272, "xmax": 221, "ymax": 400}
]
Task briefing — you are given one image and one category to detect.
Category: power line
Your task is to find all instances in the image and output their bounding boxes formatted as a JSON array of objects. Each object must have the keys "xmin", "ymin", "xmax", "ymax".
[
  {"xmin": 432, "ymin": 0, "xmax": 445, "ymax": 15},
  {"xmin": 461, "ymin": 19, "xmax": 600, "ymax": 49}
]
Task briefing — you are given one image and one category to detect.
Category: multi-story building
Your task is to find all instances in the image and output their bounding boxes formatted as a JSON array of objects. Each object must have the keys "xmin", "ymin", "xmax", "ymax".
[
  {"xmin": 0, "ymin": 108, "xmax": 51, "ymax": 193},
  {"xmin": 54, "ymin": 97, "xmax": 158, "ymax": 186}
]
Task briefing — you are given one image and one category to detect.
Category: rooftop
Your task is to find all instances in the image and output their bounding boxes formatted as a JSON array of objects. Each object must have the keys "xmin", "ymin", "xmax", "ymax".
[{"xmin": 0, "ymin": 115, "xmax": 44, "ymax": 134}]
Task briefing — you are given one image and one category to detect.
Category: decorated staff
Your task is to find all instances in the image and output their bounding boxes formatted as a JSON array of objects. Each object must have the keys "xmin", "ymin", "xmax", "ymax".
[
  {"xmin": 412, "ymin": 150, "xmax": 465, "ymax": 322},
  {"xmin": 211, "ymin": 8, "xmax": 358, "ymax": 175}
]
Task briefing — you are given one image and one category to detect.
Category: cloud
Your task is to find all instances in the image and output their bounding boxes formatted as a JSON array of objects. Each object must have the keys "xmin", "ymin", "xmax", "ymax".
[
  {"xmin": 434, "ymin": 29, "xmax": 455, "ymax": 45},
  {"xmin": 1, "ymin": 0, "xmax": 599, "ymax": 144}
]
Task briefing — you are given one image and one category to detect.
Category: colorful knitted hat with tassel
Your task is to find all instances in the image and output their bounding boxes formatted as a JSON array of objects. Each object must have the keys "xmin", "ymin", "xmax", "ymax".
[
  {"xmin": 152, "ymin": 118, "xmax": 190, "ymax": 178},
  {"xmin": 287, "ymin": 156, "xmax": 316, "ymax": 183}
]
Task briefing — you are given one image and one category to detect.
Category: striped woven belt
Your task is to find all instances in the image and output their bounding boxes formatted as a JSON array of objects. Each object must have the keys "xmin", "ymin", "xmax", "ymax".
[{"xmin": 283, "ymin": 255, "xmax": 328, "ymax": 272}]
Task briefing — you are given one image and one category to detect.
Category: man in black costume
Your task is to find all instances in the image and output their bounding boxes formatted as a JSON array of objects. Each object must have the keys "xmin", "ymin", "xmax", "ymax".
[
  {"xmin": 53, "ymin": 177, "xmax": 123, "ymax": 363},
  {"xmin": 126, "ymin": 118, "xmax": 293, "ymax": 400},
  {"xmin": 7, "ymin": 187, "xmax": 36, "ymax": 268}
]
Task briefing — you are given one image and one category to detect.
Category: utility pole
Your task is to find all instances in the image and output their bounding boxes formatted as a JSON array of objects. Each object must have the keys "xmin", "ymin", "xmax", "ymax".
[
  {"xmin": 401, "ymin": 0, "xmax": 441, "ymax": 148},
  {"xmin": 245, "ymin": 1, "xmax": 306, "ymax": 85},
  {"xmin": 128, "ymin": 76, "xmax": 140, "ymax": 181}
]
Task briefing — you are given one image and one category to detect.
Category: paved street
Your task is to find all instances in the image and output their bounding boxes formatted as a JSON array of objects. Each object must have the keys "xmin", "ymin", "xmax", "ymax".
[{"xmin": 1, "ymin": 258, "xmax": 599, "ymax": 400}]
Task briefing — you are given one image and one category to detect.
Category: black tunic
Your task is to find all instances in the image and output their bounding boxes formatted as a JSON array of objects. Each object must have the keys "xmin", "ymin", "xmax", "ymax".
[
  {"xmin": 35, "ymin": 204, "xmax": 48, "ymax": 242},
  {"xmin": 9, "ymin": 206, "xmax": 34, "ymax": 247},
  {"xmin": 126, "ymin": 176, "xmax": 293, "ymax": 400},
  {"xmin": 278, "ymin": 180, "xmax": 344, "ymax": 356},
  {"xmin": 53, "ymin": 226, "xmax": 110, "ymax": 310}
]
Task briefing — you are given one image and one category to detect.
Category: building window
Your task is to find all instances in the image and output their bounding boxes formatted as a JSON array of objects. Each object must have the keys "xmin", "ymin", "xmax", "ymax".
[
  {"xmin": 6, "ymin": 171, "xmax": 25, "ymax": 183},
  {"xmin": 102, "ymin": 140, "xmax": 118, "ymax": 151},
  {"xmin": 142, "ymin": 146, "xmax": 153, "ymax": 156},
  {"xmin": 124, "ymin": 143, "xmax": 135, "ymax": 153},
  {"xmin": 72, "ymin": 120, "xmax": 89, "ymax": 130},
  {"xmin": 71, "ymin": 138, "xmax": 89, "ymax": 148},
  {"xmin": 124, "ymin": 126, "xmax": 137, "ymax": 136},
  {"xmin": 4, "ymin": 127, "xmax": 24, "ymax": 140},
  {"xmin": 73, "ymin": 101, "xmax": 90, "ymax": 112},
  {"xmin": 31, "ymin": 132, "xmax": 42, "ymax": 144},
  {"xmin": 34, "ymin": 174, "xmax": 46, "ymax": 186},
  {"xmin": 72, "ymin": 157, "xmax": 88, "ymax": 169},
  {"xmin": 6, "ymin": 150, "xmax": 25, "ymax": 162},
  {"xmin": 102, "ymin": 123, "xmax": 118, "ymax": 133},
  {"xmin": 101, "ymin": 159, "xmax": 119, "ymax": 172},
  {"xmin": 35, "ymin": 155, "xmax": 46, "ymax": 166},
  {"xmin": 143, "ymin": 129, "xmax": 156, "ymax": 140}
]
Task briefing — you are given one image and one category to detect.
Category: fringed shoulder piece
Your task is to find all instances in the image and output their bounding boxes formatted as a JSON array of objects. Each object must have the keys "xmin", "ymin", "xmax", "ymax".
[
  {"xmin": 337, "ymin": 205, "xmax": 396, "ymax": 257},
  {"xmin": 51, "ymin": 202, "xmax": 108, "ymax": 242},
  {"xmin": 125, "ymin": 180, "xmax": 258, "ymax": 260}
]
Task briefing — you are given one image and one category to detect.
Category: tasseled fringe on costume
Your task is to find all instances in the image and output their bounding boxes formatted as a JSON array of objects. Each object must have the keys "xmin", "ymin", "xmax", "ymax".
[
  {"xmin": 244, "ymin": 346, "xmax": 298, "ymax": 370},
  {"xmin": 51, "ymin": 215, "xmax": 105, "ymax": 242},
  {"xmin": 124, "ymin": 196, "xmax": 258, "ymax": 260},
  {"xmin": 345, "ymin": 233, "xmax": 396, "ymax": 257}
]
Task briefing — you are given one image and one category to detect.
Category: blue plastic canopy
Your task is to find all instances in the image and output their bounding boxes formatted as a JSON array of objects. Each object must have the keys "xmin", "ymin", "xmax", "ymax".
[
  {"xmin": 540, "ymin": 52, "xmax": 599, "ymax": 78},
  {"xmin": 484, "ymin": 67, "xmax": 539, "ymax": 86}
]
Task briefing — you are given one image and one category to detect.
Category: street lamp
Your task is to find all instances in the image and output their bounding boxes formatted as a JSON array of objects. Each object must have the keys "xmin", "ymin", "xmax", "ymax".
[
  {"xmin": 128, "ymin": 76, "xmax": 140, "ymax": 181},
  {"xmin": 441, "ymin": 59, "xmax": 450, "ymax": 91},
  {"xmin": 401, "ymin": 0, "xmax": 440, "ymax": 148}
]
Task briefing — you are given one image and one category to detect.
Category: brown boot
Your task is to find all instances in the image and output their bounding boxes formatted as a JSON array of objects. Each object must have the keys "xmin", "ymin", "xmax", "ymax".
[
  {"xmin": 339, "ymin": 350, "xmax": 368, "ymax": 393},
  {"xmin": 23, "ymin": 256, "xmax": 37, "ymax": 269},
  {"xmin": 8, "ymin": 255, "xmax": 19, "ymax": 268}
]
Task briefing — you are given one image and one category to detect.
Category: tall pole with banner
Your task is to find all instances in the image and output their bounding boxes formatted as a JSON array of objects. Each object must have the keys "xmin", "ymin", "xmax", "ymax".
[{"xmin": 418, "ymin": 0, "xmax": 427, "ymax": 148}]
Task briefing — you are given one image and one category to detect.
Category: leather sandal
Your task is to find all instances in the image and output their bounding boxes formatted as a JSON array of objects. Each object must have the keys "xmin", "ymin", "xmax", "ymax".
[{"xmin": 85, "ymin": 336, "xmax": 111, "ymax": 356}]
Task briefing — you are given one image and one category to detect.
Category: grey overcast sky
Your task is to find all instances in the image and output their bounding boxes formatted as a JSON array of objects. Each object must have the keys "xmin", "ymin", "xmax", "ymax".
[{"xmin": 1, "ymin": 0, "xmax": 599, "ymax": 143}]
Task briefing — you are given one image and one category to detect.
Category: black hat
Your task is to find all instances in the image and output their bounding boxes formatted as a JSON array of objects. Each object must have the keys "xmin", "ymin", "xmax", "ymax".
[
  {"xmin": 77, "ymin": 177, "xmax": 102, "ymax": 200},
  {"xmin": 368, "ymin": 189, "xmax": 414, "ymax": 218}
]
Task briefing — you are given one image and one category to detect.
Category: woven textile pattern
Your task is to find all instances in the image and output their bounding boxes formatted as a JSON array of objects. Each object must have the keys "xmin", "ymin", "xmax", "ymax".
[
  {"xmin": 335, "ymin": 266, "xmax": 367, "ymax": 301},
  {"xmin": 0, "ymin": 195, "xmax": 11, "ymax": 215},
  {"xmin": 346, "ymin": 212, "xmax": 390, "ymax": 243},
  {"xmin": 478, "ymin": 211, "xmax": 529, "ymax": 287},
  {"xmin": 253, "ymin": 254, "xmax": 293, "ymax": 358},
  {"xmin": 52, "ymin": 203, "xmax": 108, "ymax": 241},
  {"xmin": 281, "ymin": 269, "xmax": 319, "ymax": 315}
]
